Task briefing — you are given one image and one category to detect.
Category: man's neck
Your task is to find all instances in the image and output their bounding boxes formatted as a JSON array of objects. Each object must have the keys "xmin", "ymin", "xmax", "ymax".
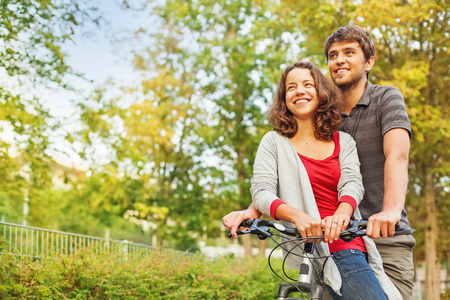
[{"xmin": 342, "ymin": 78, "xmax": 368, "ymax": 114}]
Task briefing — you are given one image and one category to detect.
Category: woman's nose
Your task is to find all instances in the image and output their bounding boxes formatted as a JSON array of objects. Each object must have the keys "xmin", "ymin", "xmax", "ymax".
[{"xmin": 296, "ymin": 86, "xmax": 305, "ymax": 94}]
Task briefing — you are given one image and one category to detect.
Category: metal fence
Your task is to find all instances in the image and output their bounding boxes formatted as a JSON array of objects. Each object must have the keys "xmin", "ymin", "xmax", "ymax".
[{"xmin": 0, "ymin": 221, "xmax": 153, "ymax": 260}]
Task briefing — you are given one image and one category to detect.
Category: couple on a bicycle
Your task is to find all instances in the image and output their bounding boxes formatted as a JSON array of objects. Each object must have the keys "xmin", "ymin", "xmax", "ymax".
[{"xmin": 223, "ymin": 26, "xmax": 414, "ymax": 300}]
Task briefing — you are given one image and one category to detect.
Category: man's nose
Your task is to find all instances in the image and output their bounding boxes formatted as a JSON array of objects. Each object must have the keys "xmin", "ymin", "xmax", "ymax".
[{"xmin": 336, "ymin": 52, "xmax": 345, "ymax": 64}]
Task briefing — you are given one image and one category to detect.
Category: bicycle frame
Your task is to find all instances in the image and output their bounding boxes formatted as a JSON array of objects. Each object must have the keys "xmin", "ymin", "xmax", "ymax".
[{"xmin": 276, "ymin": 243, "xmax": 322, "ymax": 300}]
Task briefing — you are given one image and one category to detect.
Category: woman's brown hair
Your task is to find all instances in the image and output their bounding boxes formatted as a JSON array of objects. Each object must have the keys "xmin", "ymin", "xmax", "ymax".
[{"xmin": 268, "ymin": 61, "xmax": 342, "ymax": 140}]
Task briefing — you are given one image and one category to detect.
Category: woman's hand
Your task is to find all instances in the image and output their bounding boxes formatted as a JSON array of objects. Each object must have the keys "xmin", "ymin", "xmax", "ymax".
[
  {"xmin": 274, "ymin": 204, "xmax": 322, "ymax": 244},
  {"xmin": 292, "ymin": 214, "xmax": 323, "ymax": 244},
  {"xmin": 321, "ymin": 214, "xmax": 350, "ymax": 243},
  {"xmin": 222, "ymin": 204, "xmax": 262, "ymax": 239}
]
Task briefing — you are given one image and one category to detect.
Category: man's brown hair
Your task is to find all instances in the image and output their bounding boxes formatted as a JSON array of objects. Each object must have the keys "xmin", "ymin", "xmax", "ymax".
[{"xmin": 324, "ymin": 25, "xmax": 375, "ymax": 62}]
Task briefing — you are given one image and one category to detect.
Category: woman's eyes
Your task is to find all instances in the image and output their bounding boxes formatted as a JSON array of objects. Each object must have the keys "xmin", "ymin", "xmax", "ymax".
[{"xmin": 287, "ymin": 83, "xmax": 313, "ymax": 91}]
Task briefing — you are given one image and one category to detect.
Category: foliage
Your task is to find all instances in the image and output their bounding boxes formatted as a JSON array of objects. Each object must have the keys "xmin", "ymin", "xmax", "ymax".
[
  {"xmin": 150, "ymin": 0, "xmax": 298, "ymax": 214},
  {"xmin": 76, "ymin": 0, "xmax": 316, "ymax": 250},
  {"xmin": 0, "ymin": 244, "xmax": 282, "ymax": 299},
  {"xmin": 0, "ymin": 0, "xmax": 100, "ymax": 224},
  {"xmin": 0, "ymin": 3, "xmax": 448, "ymax": 295},
  {"xmin": 354, "ymin": 3, "xmax": 449, "ymax": 293},
  {"xmin": 76, "ymin": 63, "xmax": 213, "ymax": 248}
]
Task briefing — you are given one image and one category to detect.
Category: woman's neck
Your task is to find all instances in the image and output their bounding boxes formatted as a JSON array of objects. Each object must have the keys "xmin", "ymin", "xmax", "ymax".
[
  {"xmin": 289, "ymin": 119, "xmax": 335, "ymax": 160},
  {"xmin": 292, "ymin": 119, "xmax": 317, "ymax": 143}
]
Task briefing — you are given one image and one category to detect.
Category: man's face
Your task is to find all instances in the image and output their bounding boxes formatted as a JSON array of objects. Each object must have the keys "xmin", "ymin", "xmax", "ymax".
[{"xmin": 327, "ymin": 41, "xmax": 373, "ymax": 91}]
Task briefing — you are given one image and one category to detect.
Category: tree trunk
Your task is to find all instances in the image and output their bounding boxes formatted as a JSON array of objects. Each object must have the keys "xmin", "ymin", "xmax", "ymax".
[
  {"xmin": 242, "ymin": 234, "xmax": 253, "ymax": 258},
  {"xmin": 236, "ymin": 133, "xmax": 255, "ymax": 258},
  {"xmin": 424, "ymin": 169, "xmax": 440, "ymax": 300},
  {"xmin": 258, "ymin": 239, "xmax": 267, "ymax": 258},
  {"xmin": 447, "ymin": 251, "xmax": 450, "ymax": 282}
]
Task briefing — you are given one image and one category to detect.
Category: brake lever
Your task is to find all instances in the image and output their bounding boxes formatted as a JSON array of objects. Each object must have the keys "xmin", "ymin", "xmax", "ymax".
[
  {"xmin": 340, "ymin": 220, "xmax": 401, "ymax": 242},
  {"xmin": 340, "ymin": 221, "xmax": 366, "ymax": 242},
  {"xmin": 227, "ymin": 220, "xmax": 273, "ymax": 240}
]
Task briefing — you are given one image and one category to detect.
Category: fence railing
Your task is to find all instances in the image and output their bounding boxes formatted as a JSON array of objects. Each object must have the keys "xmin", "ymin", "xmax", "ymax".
[{"xmin": 0, "ymin": 221, "xmax": 153, "ymax": 259}]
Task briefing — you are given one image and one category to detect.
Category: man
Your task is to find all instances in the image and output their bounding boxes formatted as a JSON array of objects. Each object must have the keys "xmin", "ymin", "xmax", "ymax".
[
  {"xmin": 223, "ymin": 25, "xmax": 415, "ymax": 299},
  {"xmin": 324, "ymin": 25, "xmax": 415, "ymax": 299}
]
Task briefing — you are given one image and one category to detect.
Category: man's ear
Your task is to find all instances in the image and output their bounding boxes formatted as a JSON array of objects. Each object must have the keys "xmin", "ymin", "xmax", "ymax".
[{"xmin": 365, "ymin": 56, "xmax": 375, "ymax": 72}]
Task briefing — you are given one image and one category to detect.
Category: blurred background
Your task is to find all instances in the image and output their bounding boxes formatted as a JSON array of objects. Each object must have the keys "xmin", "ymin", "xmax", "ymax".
[{"xmin": 0, "ymin": 0, "xmax": 448, "ymax": 298}]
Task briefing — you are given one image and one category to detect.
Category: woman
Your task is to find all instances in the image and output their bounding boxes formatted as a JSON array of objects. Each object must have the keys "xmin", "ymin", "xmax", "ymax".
[{"xmin": 223, "ymin": 62, "xmax": 401, "ymax": 300}]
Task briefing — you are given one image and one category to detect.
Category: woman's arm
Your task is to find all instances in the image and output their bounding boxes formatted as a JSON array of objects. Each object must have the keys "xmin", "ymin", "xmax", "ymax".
[
  {"xmin": 250, "ymin": 133, "xmax": 282, "ymax": 216},
  {"xmin": 223, "ymin": 133, "xmax": 278, "ymax": 238},
  {"xmin": 321, "ymin": 202, "xmax": 353, "ymax": 243},
  {"xmin": 321, "ymin": 132, "xmax": 364, "ymax": 242},
  {"xmin": 274, "ymin": 204, "xmax": 322, "ymax": 243},
  {"xmin": 337, "ymin": 132, "xmax": 364, "ymax": 206},
  {"xmin": 222, "ymin": 203, "xmax": 262, "ymax": 239}
]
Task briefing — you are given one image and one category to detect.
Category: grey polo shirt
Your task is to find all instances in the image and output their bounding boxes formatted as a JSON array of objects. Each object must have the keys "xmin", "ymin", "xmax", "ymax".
[{"xmin": 338, "ymin": 82, "xmax": 413, "ymax": 234}]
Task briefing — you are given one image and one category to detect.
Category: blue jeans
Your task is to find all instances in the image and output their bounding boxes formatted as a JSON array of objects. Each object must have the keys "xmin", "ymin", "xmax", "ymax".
[{"xmin": 327, "ymin": 249, "xmax": 387, "ymax": 300}]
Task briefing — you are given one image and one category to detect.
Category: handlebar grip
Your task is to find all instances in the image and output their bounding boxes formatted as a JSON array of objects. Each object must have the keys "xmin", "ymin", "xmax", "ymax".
[{"xmin": 239, "ymin": 219, "xmax": 255, "ymax": 228}]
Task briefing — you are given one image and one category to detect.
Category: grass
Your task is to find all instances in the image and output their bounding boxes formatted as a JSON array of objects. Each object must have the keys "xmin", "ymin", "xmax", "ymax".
[{"xmin": 0, "ymin": 243, "xmax": 287, "ymax": 299}]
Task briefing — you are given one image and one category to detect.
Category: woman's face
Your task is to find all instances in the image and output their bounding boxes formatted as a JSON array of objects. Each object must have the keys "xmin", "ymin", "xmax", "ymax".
[{"xmin": 285, "ymin": 68, "xmax": 319, "ymax": 121}]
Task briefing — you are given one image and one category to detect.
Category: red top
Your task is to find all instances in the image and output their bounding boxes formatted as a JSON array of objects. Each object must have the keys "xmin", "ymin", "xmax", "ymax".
[{"xmin": 270, "ymin": 132, "xmax": 366, "ymax": 253}]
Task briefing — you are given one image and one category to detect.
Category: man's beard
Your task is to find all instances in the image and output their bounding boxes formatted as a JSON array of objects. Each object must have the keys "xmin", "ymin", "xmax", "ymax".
[{"xmin": 332, "ymin": 69, "xmax": 366, "ymax": 91}]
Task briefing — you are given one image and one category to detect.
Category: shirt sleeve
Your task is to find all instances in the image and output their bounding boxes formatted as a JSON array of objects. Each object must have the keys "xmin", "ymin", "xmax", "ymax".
[
  {"xmin": 250, "ymin": 132, "xmax": 282, "ymax": 217},
  {"xmin": 338, "ymin": 195, "xmax": 357, "ymax": 213},
  {"xmin": 378, "ymin": 87, "xmax": 411, "ymax": 138},
  {"xmin": 270, "ymin": 199, "xmax": 286, "ymax": 220},
  {"xmin": 337, "ymin": 132, "xmax": 365, "ymax": 207}
]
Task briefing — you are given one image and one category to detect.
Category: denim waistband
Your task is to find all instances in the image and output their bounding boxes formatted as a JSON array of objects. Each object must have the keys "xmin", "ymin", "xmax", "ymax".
[{"xmin": 331, "ymin": 249, "xmax": 366, "ymax": 259}]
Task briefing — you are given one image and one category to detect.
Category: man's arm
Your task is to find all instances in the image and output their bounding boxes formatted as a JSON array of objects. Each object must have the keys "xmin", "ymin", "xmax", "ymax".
[{"xmin": 366, "ymin": 128, "xmax": 410, "ymax": 238}]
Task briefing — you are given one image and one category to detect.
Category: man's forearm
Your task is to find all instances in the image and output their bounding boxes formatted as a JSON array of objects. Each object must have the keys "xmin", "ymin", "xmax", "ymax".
[
  {"xmin": 382, "ymin": 128, "xmax": 410, "ymax": 214},
  {"xmin": 383, "ymin": 155, "xmax": 408, "ymax": 214}
]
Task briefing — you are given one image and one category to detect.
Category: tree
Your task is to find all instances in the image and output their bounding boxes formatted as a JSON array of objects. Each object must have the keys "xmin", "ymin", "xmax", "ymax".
[
  {"xmin": 351, "ymin": 2, "xmax": 449, "ymax": 299},
  {"xmin": 0, "ymin": 0, "xmax": 100, "ymax": 224},
  {"xmin": 147, "ymin": 0, "xmax": 318, "ymax": 256},
  {"xmin": 269, "ymin": 1, "xmax": 448, "ymax": 297},
  {"xmin": 143, "ymin": 0, "xmax": 449, "ymax": 266},
  {"xmin": 77, "ymin": 36, "xmax": 213, "ymax": 249}
]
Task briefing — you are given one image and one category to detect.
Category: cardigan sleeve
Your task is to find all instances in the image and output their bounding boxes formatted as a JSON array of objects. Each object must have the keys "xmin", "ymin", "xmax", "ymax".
[
  {"xmin": 250, "ymin": 132, "xmax": 281, "ymax": 217},
  {"xmin": 337, "ymin": 132, "xmax": 364, "ymax": 206}
]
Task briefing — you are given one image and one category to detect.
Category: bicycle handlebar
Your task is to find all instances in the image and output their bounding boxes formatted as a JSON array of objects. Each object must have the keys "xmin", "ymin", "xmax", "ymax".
[{"xmin": 231, "ymin": 218, "xmax": 370, "ymax": 242}]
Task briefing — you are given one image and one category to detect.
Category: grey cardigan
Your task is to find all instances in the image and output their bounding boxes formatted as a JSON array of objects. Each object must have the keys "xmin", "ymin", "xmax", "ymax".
[{"xmin": 250, "ymin": 131, "xmax": 401, "ymax": 299}]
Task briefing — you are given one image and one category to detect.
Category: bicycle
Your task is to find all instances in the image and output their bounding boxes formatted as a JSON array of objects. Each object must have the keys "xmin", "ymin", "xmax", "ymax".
[{"xmin": 230, "ymin": 218, "xmax": 373, "ymax": 300}]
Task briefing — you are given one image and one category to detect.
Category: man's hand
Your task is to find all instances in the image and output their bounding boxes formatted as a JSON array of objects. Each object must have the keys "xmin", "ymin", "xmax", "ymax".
[
  {"xmin": 366, "ymin": 209, "xmax": 401, "ymax": 238},
  {"xmin": 222, "ymin": 205, "xmax": 262, "ymax": 239}
]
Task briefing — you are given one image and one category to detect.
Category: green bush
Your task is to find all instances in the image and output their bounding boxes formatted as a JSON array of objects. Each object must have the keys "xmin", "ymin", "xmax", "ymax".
[{"xmin": 0, "ymin": 246, "xmax": 286, "ymax": 299}]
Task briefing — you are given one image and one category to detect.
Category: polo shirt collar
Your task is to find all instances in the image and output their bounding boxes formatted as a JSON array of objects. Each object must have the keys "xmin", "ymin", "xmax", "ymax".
[{"xmin": 356, "ymin": 82, "xmax": 373, "ymax": 107}]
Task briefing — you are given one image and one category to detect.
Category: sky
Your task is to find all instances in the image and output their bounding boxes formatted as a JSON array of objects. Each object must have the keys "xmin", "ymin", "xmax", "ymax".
[
  {"xmin": 63, "ymin": 2, "xmax": 147, "ymax": 91},
  {"xmin": 40, "ymin": 1, "xmax": 153, "ymax": 168}
]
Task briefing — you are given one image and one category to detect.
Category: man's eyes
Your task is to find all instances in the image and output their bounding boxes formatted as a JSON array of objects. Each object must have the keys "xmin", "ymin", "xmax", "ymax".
[{"xmin": 329, "ymin": 51, "xmax": 355, "ymax": 58}]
